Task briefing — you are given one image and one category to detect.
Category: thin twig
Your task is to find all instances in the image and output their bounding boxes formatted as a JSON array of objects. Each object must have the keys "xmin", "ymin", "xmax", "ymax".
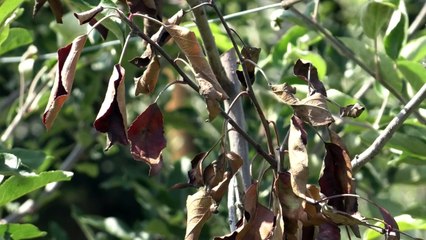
[
  {"xmin": 408, "ymin": 2, "xmax": 426, "ymax": 37},
  {"xmin": 352, "ymin": 84, "xmax": 426, "ymax": 172}
]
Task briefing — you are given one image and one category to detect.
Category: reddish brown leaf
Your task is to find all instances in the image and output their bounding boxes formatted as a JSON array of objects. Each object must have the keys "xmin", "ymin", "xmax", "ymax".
[
  {"xmin": 127, "ymin": 103, "xmax": 166, "ymax": 175},
  {"xmin": 43, "ymin": 34, "xmax": 87, "ymax": 129},
  {"xmin": 185, "ymin": 189, "xmax": 218, "ymax": 240},
  {"xmin": 293, "ymin": 59, "xmax": 327, "ymax": 96},
  {"xmin": 216, "ymin": 183, "xmax": 275, "ymax": 240},
  {"xmin": 288, "ymin": 115, "xmax": 309, "ymax": 199},
  {"xmin": 47, "ymin": 0, "xmax": 63, "ymax": 23},
  {"xmin": 74, "ymin": 6, "xmax": 104, "ymax": 25},
  {"xmin": 292, "ymin": 93, "xmax": 334, "ymax": 126},
  {"xmin": 134, "ymin": 55, "xmax": 160, "ymax": 95},
  {"xmin": 317, "ymin": 222, "xmax": 340, "ymax": 240},
  {"xmin": 339, "ymin": 103, "xmax": 365, "ymax": 118},
  {"xmin": 165, "ymin": 24, "xmax": 229, "ymax": 120},
  {"xmin": 378, "ymin": 205, "xmax": 400, "ymax": 240},
  {"xmin": 94, "ymin": 64, "xmax": 129, "ymax": 149}
]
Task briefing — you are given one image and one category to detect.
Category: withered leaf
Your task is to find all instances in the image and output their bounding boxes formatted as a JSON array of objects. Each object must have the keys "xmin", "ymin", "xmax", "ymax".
[
  {"xmin": 378, "ymin": 205, "xmax": 400, "ymax": 240},
  {"xmin": 288, "ymin": 115, "xmax": 308, "ymax": 199},
  {"xmin": 94, "ymin": 64, "xmax": 129, "ymax": 149},
  {"xmin": 216, "ymin": 183, "xmax": 275, "ymax": 240},
  {"xmin": 43, "ymin": 34, "xmax": 87, "ymax": 129},
  {"xmin": 340, "ymin": 103, "xmax": 365, "ymax": 118},
  {"xmin": 236, "ymin": 46, "xmax": 261, "ymax": 88},
  {"xmin": 293, "ymin": 59, "xmax": 327, "ymax": 96},
  {"xmin": 33, "ymin": 0, "xmax": 63, "ymax": 23},
  {"xmin": 165, "ymin": 24, "xmax": 229, "ymax": 120},
  {"xmin": 317, "ymin": 222, "xmax": 340, "ymax": 240},
  {"xmin": 126, "ymin": 0, "xmax": 162, "ymax": 38},
  {"xmin": 274, "ymin": 172, "xmax": 303, "ymax": 240},
  {"xmin": 185, "ymin": 189, "xmax": 218, "ymax": 240},
  {"xmin": 134, "ymin": 55, "xmax": 160, "ymax": 95},
  {"xmin": 73, "ymin": 6, "xmax": 104, "ymax": 25},
  {"xmin": 89, "ymin": 18, "xmax": 108, "ymax": 40},
  {"xmin": 271, "ymin": 83, "xmax": 298, "ymax": 105},
  {"xmin": 292, "ymin": 93, "xmax": 334, "ymax": 126},
  {"xmin": 127, "ymin": 103, "xmax": 166, "ymax": 175}
]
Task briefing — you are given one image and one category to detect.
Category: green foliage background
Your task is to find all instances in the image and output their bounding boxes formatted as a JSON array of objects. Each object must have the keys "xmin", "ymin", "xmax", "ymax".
[{"xmin": 0, "ymin": 0, "xmax": 425, "ymax": 239}]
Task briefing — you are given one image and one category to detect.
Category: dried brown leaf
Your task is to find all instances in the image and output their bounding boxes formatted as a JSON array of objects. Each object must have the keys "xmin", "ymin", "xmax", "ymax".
[
  {"xmin": 165, "ymin": 24, "xmax": 228, "ymax": 120},
  {"xmin": 185, "ymin": 189, "xmax": 218, "ymax": 240},
  {"xmin": 288, "ymin": 115, "xmax": 308, "ymax": 199},
  {"xmin": 43, "ymin": 34, "xmax": 87, "ymax": 129},
  {"xmin": 271, "ymin": 83, "xmax": 298, "ymax": 105},
  {"xmin": 340, "ymin": 103, "xmax": 365, "ymax": 118},
  {"xmin": 134, "ymin": 55, "xmax": 160, "ymax": 95},
  {"xmin": 236, "ymin": 46, "xmax": 261, "ymax": 88},
  {"xmin": 73, "ymin": 6, "xmax": 104, "ymax": 25},
  {"xmin": 47, "ymin": 0, "xmax": 63, "ymax": 23},
  {"xmin": 293, "ymin": 59, "xmax": 327, "ymax": 96},
  {"xmin": 292, "ymin": 93, "xmax": 334, "ymax": 126},
  {"xmin": 94, "ymin": 64, "xmax": 129, "ymax": 149}
]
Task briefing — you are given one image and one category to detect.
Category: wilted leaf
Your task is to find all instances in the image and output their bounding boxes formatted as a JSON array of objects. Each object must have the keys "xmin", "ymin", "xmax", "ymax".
[
  {"xmin": 274, "ymin": 172, "xmax": 303, "ymax": 240},
  {"xmin": 185, "ymin": 189, "xmax": 218, "ymax": 240},
  {"xmin": 43, "ymin": 34, "xmax": 87, "ymax": 129},
  {"xmin": 378, "ymin": 205, "xmax": 400, "ymax": 240},
  {"xmin": 292, "ymin": 93, "xmax": 334, "ymax": 126},
  {"xmin": 340, "ymin": 103, "xmax": 365, "ymax": 118},
  {"xmin": 89, "ymin": 18, "xmax": 109, "ymax": 40},
  {"xmin": 236, "ymin": 46, "xmax": 261, "ymax": 88},
  {"xmin": 216, "ymin": 183, "xmax": 275, "ymax": 240},
  {"xmin": 271, "ymin": 83, "xmax": 298, "ymax": 105},
  {"xmin": 165, "ymin": 24, "xmax": 229, "ymax": 120},
  {"xmin": 94, "ymin": 64, "xmax": 129, "ymax": 150},
  {"xmin": 33, "ymin": 0, "xmax": 63, "ymax": 23},
  {"xmin": 293, "ymin": 59, "xmax": 327, "ymax": 96},
  {"xmin": 127, "ymin": 103, "xmax": 166, "ymax": 175},
  {"xmin": 134, "ymin": 55, "xmax": 160, "ymax": 95},
  {"xmin": 73, "ymin": 6, "xmax": 104, "ymax": 25},
  {"xmin": 317, "ymin": 222, "xmax": 340, "ymax": 240},
  {"xmin": 288, "ymin": 115, "xmax": 308, "ymax": 199},
  {"xmin": 126, "ymin": 0, "xmax": 162, "ymax": 38}
]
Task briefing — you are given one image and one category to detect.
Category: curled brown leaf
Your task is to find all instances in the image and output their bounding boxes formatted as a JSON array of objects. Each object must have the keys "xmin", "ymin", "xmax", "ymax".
[
  {"xmin": 43, "ymin": 34, "xmax": 87, "ymax": 129},
  {"xmin": 293, "ymin": 59, "xmax": 327, "ymax": 96},
  {"xmin": 73, "ymin": 6, "xmax": 104, "ymax": 25},
  {"xmin": 340, "ymin": 103, "xmax": 365, "ymax": 118},
  {"xmin": 292, "ymin": 93, "xmax": 334, "ymax": 126}
]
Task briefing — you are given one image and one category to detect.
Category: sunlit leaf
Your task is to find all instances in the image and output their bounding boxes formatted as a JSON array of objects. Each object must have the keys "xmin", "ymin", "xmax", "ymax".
[
  {"xmin": 292, "ymin": 93, "xmax": 334, "ymax": 126},
  {"xmin": 0, "ymin": 223, "xmax": 46, "ymax": 240},
  {"xmin": 185, "ymin": 189, "xmax": 217, "ymax": 240},
  {"xmin": 271, "ymin": 83, "xmax": 298, "ymax": 105},
  {"xmin": 361, "ymin": 1, "xmax": 394, "ymax": 39},
  {"xmin": 165, "ymin": 24, "xmax": 228, "ymax": 120},
  {"xmin": 384, "ymin": 9, "xmax": 407, "ymax": 59},
  {"xmin": 0, "ymin": 0, "xmax": 25, "ymax": 26},
  {"xmin": 127, "ymin": 103, "xmax": 166, "ymax": 175},
  {"xmin": 288, "ymin": 115, "xmax": 308, "ymax": 198},
  {"xmin": 340, "ymin": 103, "xmax": 365, "ymax": 118},
  {"xmin": 43, "ymin": 34, "xmax": 87, "ymax": 129},
  {"xmin": 94, "ymin": 64, "xmax": 129, "ymax": 149},
  {"xmin": 0, "ymin": 28, "xmax": 33, "ymax": 55},
  {"xmin": 397, "ymin": 60, "xmax": 426, "ymax": 91},
  {"xmin": 293, "ymin": 59, "xmax": 327, "ymax": 96}
]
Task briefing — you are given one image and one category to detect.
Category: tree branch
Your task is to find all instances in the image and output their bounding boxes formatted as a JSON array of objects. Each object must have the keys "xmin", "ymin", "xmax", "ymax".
[{"xmin": 351, "ymin": 84, "xmax": 426, "ymax": 172}]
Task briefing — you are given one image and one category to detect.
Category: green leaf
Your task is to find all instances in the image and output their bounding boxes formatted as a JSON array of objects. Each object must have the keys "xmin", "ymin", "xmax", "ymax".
[
  {"xmin": 287, "ymin": 48, "xmax": 327, "ymax": 80},
  {"xmin": 0, "ymin": 0, "xmax": 25, "ymax": 26},
  {"xmin": 0, "ymin": 25, "xmax": 10, "ymax": 46},
  {"xmin": 397, "ymin": 60, "xmax": 426, "ymax": 91},
  {"xmin": 0, "ymin": 153, "xmax": 20, "ymax": 176},
  {"xmin": 361, "ymin": 1, "xmax": 394, "ymax": 38},
  {"xmin": 0, "ymin": 170, "xmax": 73, "ymax": 206},
  {"xmin": 379, "ymin": 52, "xmax": 402, "ymax": 92},
  {"xmin": 0, "ymin": 223, "xmax": 46, "ymax": 240},
  {"xmin": 6, "ymin": 148, "xmax": 46, "ymax": 170},
  {"xmin": 272, "ymin": 26, "xmax": 308, "ymax": 63},
  {"xmin": 400, "ymin": 36, "xmax": 426, "ymax": 61},
  {"xmin": 384, "ymin": 9, "xmax": 407, "ymax": 59},
  {"xmin": 339, "ymin": 37, "xmax": 374, "ymax": 67},
  {"xmin": 0, "ymin": 28, "xmax": 33, "ymax": 55}
]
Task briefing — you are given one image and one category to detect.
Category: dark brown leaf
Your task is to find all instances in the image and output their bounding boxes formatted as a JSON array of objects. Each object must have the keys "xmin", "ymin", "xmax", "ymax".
[
  {"xmin": 43, "ymin": 34, "xmax": 87, "ymax": 129},
  {"xmin": 33, "ymin": 0, "xmax": 48, "ymax": 18},
  {"xmin": 378, "ymin": 205, "xmax": 400, "ymax": 240},
  {"xmin": 89, "ymin": 18, "xmax": 109, "ymax": 40},
  {"xmin": 293, "ymin": 59, "xmax": 327, "ymax": 96},
  {"xmin": 317, "ymin": 222, "xmax": 340, "ymax": 240},
  {"xmin": 236, "ymin": 46, "xmax": 261, "ymax": 88},
  {"xmin": 339, "ymin": 103, "xmax": 365, "ymax": 118},
  {"xmin": 94, "ymin": 64, "xmax": 129, "ymax": 149},
  {"xmin": 274, "ymin": 172, "xmax": 303, "ymax": 240},
  {"xmin": 127, "ymin": 102, "xmax": 166, "ymax": 175},
  {"xmin": 47, "ymin": 0, "xmax": 63, "ymax": 23},
  {"xmin": 126, "ymin": 0, "xmax": 162, "ymax": 38},
  {"xmin": 73, "ymin": 6, "xmax": 104, "ymax": 25},
  {"xmin": 216, "ymin": 183, "xmax": 275, "ymax": 240}
]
